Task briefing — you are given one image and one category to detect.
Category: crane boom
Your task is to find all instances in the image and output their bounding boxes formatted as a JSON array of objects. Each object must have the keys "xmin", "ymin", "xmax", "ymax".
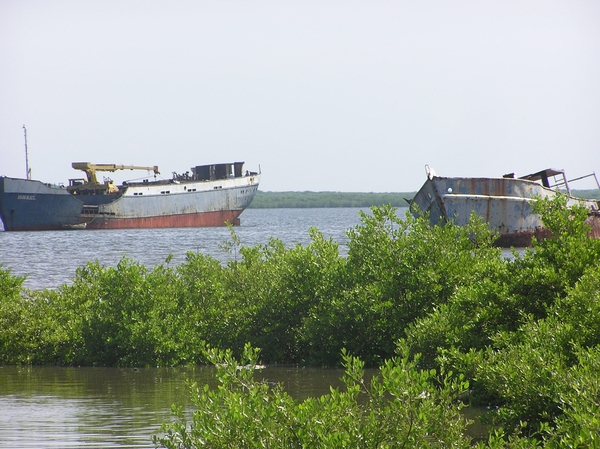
[{"xmin": 71, "ymin": 162, "xmax": 160, "ymax": 184}]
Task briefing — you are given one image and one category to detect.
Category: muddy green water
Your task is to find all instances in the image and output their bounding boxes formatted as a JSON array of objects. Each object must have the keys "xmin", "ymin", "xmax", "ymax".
[
  {"xmin": 0, "ymin": 365, "xmax": 490, "ymax": 448},
  {"xmin": 0, "ymin": 365, "xmax": 350, "ymax": 448}
]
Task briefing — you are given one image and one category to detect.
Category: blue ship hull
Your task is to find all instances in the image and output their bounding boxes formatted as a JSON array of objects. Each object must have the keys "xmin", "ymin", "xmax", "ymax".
[{"xmin": 0, "ymin": 177, "xmax": 88, "ymax": 231}]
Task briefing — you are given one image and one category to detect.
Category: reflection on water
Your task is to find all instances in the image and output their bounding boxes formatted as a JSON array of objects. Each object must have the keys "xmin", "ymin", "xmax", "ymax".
[
  {"xmin": 0, "ymin": 364, "xmax": 491, "ymax": 448},
  {"xmin": 0, "ymin": 365, "xmax": 349, "ymax": 449},
  {"xmin": 1, "ymin": 395, "xmax": 154, "ymax": 448}
]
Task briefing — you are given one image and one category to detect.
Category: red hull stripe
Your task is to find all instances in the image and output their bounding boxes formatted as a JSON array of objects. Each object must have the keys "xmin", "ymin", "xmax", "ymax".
[{"xmin": 85, "ymin": 210, "xmax": 243, "ymax": 229}]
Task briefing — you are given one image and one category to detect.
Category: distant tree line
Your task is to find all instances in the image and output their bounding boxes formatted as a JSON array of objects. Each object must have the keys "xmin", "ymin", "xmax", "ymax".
[
  {"xmin": 572, "ymin": 189, "xmax": 600, "ymax": 200},
  {"xmin": 248, "ymin": 191, "xmax": 414, "ymax": 208},
  {"xmin": 248, "ymin": 189, "xmax": 599, "ymax": 209}
]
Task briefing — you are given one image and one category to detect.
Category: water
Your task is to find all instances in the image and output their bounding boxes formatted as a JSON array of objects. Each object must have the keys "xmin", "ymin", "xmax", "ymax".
[
  {"xmin": 0, "ymin": 208, "xmax": 391, "ymax": 290},
  {"xmin": 0, "ymin": 365, "xmax": 349, "ymax": 449}
]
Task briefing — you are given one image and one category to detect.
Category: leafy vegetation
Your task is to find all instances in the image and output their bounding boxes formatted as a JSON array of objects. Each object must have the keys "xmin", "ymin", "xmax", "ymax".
[
  {"xmin": 153, "ymin": 343, "xmax": 472, "ymax": 449},
  {"xmin": 2, "ymin": 193, "xmax": 600, "ymax": 447}
]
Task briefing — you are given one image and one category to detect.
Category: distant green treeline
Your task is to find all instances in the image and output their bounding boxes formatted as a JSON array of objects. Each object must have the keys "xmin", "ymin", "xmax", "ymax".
[
  {"xmin": 248, "ymin": 191, "xmax": 415, "ymax": 208},
  {"xmin": 249, "ymin": 189, "xmax": 600, "ymax": 208},
  {"xmin": 573, "ymin": 189, "xmax": 600, "ymax": 200}
]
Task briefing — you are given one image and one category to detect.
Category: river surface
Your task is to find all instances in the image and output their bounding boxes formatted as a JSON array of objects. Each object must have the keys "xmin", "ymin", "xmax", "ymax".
[
  {"xmin": 0, "ymin": 207, "xmax": 389, "ymax": 290},
  {"xmin": 0, "ymin": 365, "xmax": 350, "ymax": 449}
]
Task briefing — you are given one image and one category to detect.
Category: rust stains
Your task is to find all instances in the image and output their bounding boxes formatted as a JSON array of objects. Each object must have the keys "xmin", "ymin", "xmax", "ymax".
[
  {"xmin": 494, "ymin": 228, "xmax": 552, "ymax": 248},
  {"xmin": 586, "ymin": 212, "xmax": 600, "ymax": 239},
  {"xmin": 86, "ymin": 210, "xmax": 243, "ymax": 229}
]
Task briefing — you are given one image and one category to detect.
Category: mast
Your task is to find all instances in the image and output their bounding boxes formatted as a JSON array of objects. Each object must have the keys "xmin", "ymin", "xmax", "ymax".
[{"xmin": 23, "ymin": 124, "xmax": 31, "ymax": 180}]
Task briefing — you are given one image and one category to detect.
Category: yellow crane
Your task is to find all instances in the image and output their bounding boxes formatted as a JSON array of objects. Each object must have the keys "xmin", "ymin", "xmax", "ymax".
[{"xmin": 71, "ymin": 162, "xmax": 160, "ymax": 184}]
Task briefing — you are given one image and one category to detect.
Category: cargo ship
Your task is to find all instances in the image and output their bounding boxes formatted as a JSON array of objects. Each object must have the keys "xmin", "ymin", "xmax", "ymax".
[
  {"xmin": 409, "ymin": 165, "xmax": 600, "ymax": 247},
  {"xmin": 0, "ymin": 161, "xmax": 260, "ymax": 231}
]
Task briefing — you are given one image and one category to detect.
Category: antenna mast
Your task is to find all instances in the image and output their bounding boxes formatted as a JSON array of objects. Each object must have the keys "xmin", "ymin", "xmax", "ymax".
[{"xmin": 23, "ymin": 124, "xmax": 31, "ymax": 180}]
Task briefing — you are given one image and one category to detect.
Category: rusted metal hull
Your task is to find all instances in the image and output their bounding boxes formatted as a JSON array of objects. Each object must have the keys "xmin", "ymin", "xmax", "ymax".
[
  {"xmin": 0, "ymin": 165, "xmax": 260, "ymax": 232},
  {"xmin": 410, "ymin": 170, "xmax": 600, "ymax": 247},
  {"xmin": 82, "ymin": 173, "xmax": 259, "ymax": 229},
  {"xmin": 86, "ymin": 210, "xmax": 242, "ymax": 229},
  {"xmin": 588, "ymin": 212, "xmax": 600, "ymax": 239}
]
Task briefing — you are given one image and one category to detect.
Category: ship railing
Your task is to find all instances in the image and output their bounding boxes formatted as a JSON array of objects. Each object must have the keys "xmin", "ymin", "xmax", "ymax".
[{"xmin": 551, "ymin": 172, "xmax": 600, "ymax": 193}]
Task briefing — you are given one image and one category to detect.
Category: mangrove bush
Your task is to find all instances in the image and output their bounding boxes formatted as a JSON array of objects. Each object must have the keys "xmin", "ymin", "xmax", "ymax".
[{"xmin": 2, "ymin": 194, "xmax": 600, "ymax": 446}]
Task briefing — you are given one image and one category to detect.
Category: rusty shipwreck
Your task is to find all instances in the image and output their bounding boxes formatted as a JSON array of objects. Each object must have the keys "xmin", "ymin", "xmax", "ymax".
[
  {"xmin": 0, "ymin": 161, "xmax": 260, "ymax": 231},
  {"xmin": 409, "ymin": 165, "xmax": 600, "ymax": 247}
]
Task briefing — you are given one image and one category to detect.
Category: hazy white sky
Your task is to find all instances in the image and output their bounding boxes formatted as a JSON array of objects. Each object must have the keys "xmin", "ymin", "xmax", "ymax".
[{"xmin": 1, "ymin": 0, "xmax": 599, "ymax": 192}]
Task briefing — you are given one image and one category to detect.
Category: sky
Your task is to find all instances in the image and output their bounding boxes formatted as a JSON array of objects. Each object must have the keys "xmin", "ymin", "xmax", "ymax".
[{"xmin": 1, "ymin": 0, "xmax": 600, "ymax": 192}]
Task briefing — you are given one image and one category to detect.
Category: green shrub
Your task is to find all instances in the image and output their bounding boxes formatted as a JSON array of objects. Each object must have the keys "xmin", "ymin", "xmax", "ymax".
[
  {"xmin": 153, "ymin": 343, "xmax": 472, "ymax": 449},
  {"xmin": 225, "ymin": 228, "xmax": 346, "ymax": 364}
]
